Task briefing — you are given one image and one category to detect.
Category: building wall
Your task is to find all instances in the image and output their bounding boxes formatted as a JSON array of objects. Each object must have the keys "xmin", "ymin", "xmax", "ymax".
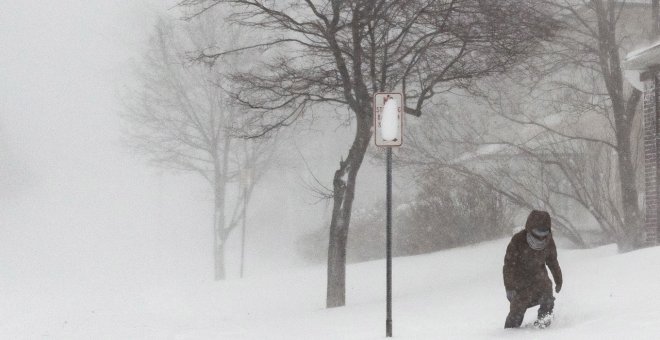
[{"xmin": 643, "ymin": 75, "xmax": 660, "ymax": 245}]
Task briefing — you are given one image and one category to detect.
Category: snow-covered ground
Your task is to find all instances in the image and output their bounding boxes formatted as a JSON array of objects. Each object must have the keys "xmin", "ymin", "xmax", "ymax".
[
  {"xmin": 5, "ymin": 2, "xmax": 658, "ymax": 339},
  {"xmin": 3, "ymin": 239, "xmax": 659, "ymax": 339}
]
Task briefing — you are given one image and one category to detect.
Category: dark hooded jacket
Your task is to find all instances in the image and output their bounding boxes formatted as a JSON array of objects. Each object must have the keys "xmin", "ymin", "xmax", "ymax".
[{"xmin": 503, "ymin": 211, "xmax": 562, "ymax": 293}]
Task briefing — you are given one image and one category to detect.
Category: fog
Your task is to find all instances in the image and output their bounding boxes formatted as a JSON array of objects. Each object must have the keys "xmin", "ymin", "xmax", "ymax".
[
  {"xmin": 0, "ymin": 1, "xmax": 397, "ymax": 291},
  {"xmin": 0, "ymin": 0, "xmax": 281, "ymax": 291},
  {"xmin": 5, "ymin": 1, "xmax": 658, "ymax": 338}
]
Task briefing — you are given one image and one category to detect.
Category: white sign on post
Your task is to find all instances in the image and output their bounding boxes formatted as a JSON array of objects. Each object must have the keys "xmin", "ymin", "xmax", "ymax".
[{"xmin": 374, "ymin": 93, "xmax": 404, "ymax": 147}]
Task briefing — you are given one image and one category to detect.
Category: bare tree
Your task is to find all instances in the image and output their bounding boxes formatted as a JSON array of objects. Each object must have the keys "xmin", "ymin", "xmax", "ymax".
[
  {"xmin": 401, "ymin": 1, "xmax": 653, "ymax": 250},
  {"xmin": 537, "ymin": 0, "xmax": 651, "ymax": 250},
  {"xmin": 122, "ymin": 17, "xmax": 274, "ymax": 280},
  {"xmin": 179, "ymin": 0, "xmax": 559, "ymax": 307},
  {"xmin": 402, "ymin": 102, "xmax": 575, "ymax": 237},
  {"xmin": 653, "ymin": 0, "xmax": 660, "ymax": 36},
  {"xmin": 506, "ymin": 0, "xmax": 648, "ymax": 250},
  {"xmin": 402, "ymin": 96, "xmax": 633, "ymax": 248}
]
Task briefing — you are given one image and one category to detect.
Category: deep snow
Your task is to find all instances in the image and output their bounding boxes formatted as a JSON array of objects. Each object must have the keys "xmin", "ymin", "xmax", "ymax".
[
  {"xmin": 3, "ymin": 239, "xmax": 659, "ymax": 339},
  {"xmin": 3, "ymin": 2, "xmax": 657, "ymax": 339}
]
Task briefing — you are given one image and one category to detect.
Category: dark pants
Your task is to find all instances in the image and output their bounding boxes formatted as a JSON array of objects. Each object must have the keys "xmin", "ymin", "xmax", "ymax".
[{"xmin": 504, "ymin": 284, "xmax": 555, "ymax": 328}]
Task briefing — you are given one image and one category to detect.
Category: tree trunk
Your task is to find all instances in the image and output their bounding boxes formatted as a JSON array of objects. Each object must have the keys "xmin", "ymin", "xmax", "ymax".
[
  {"xmin": 593, "ymin": 2, "xmax": 642, "ymax": 251},
  {"xmin": 653, "ymin": 0, "xmax": 660, "ymax": 37},
  {"xmin": 213, "ymin": 136, "xmax": 232, "ymax": 280},
  {"xmin": 614, "ymin": 104, "xmax": 642, "ymax": 251},
  {"xmin": 326, "ymin": 113, "xmax": 372, "ymax": 308},
  {"xmin": 616, "ymin": 147, "xmax": 641, "ymax": 251},
  {"xmin": 214, "ymin": 202, "xmax": 226, "ymax": 280}
]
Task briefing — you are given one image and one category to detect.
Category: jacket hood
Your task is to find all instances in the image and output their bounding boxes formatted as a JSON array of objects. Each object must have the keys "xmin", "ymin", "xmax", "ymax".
[{"xmin": 525, "ymin": 210, "xmax": 551, "ymax": 233}]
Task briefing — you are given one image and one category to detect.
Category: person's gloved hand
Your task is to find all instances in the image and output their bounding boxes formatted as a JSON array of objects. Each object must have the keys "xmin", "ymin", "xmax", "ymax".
[
  {"xmin": 555, "ymin": 282, "xmax": 562, "ymax": 293},
  {"xmin": 506, "ymin": 290, "xmax": 516, "ymax": 302}
]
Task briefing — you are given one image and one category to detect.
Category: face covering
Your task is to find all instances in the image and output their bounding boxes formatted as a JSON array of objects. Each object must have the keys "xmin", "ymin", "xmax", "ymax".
[
  {"xmin": 531, "ymin": 227, "xmax": 550, "ymax": 238},
  {"xmin": 527, "ymin": 228, "xmax": 549, "ymax": 250}
]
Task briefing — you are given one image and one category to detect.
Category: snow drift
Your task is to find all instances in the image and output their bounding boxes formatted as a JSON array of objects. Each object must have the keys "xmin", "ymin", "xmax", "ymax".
[{"xmin": 3, "ymin": 239, "xmax": 660, "ymax": 339}]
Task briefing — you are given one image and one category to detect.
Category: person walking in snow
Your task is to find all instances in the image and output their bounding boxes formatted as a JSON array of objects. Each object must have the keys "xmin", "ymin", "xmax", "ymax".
[{"xmin": 503, "ymin": 210, "xmax": 562, "ymax": 328}]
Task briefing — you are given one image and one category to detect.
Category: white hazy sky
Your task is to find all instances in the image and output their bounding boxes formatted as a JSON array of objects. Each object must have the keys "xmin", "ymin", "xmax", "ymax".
[
  {"xmin": 0, "ymin": 0, "xmax": 218, "ymax": 285},
  {"xmin": 0, "ymin": 0, "xmax": 316, "ymax": 290},
  {"xmin": 0, "ymin": 1, "xmax": 394, "ymax": 294},
  {"xmin": 0, "ymin": 1, "xmax": 171, "ymax": 175}
]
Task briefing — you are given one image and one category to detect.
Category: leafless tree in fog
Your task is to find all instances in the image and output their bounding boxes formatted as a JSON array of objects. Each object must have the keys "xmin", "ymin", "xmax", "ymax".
[
  {"xmin": 495, "ymin": 0, "xmax": 650, "ymax": 250},
  {"xmin": 122, "ymin": 17, "xmax": 275, "ymax": 280},
  {"xmin": 179, "ymin": 0, "xmax": 559, "ymax": 307},
  {"xmin": 402, "ymin": 107, "xmax": 624, "ymax": 248},
  {"xmin": 551, "ymin": 0, "xmax": 644, "ymax": 250},
  {"xmin": 403, "ymin": 1, "xmax": 655, "ymax": 251},
  {"xmin": 653, "ymin": 0, "xmax": 660, "ymax": 36}
]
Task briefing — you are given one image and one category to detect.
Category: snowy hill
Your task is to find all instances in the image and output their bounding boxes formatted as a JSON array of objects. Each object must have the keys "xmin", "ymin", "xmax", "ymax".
[{"xmin": 4, "ymin": 239, "xmax": 660, "ymax": 339}]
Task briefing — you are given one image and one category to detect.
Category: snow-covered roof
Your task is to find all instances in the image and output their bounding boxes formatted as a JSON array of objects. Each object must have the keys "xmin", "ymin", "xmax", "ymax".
[
  {"xmin": 450, "ymin": 113, "xmax": 568, "ymax": 165},
  {"xmin": 451, "ymin": 143, "xmax": 514, "ymax": 164},
  {"xmin": 624, "ymin": 40, "xmax": 660, "ymax": 70}
]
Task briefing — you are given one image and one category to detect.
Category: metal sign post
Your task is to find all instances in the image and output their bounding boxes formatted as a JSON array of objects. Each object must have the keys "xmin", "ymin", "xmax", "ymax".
[
  {"xmin": 374, "ymin": 92, "xmax": 403, "ymax": 338},
  {"xmin": 385, "ymin": 147, "xmax": 393, "ymax": 337}
]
